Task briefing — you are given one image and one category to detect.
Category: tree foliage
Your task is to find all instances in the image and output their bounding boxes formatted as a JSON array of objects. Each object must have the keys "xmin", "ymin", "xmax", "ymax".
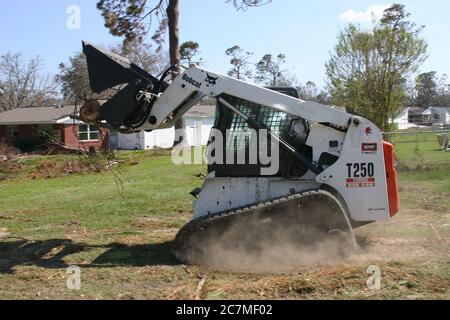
[
  {"xmin": 97, "ymin": 0, "xmax": 270, "ymax": 74},
  {"xmin": 297, "ymin": 81, "xmax": 318, "ymax": 100},
  {"xmin": 118, "ymin": 41, "xmax": 169, "ymax": 75},
  {"xmin": 55, "ymin": 52, "xmax": 92, "ymax": 103},
  {"xmin": 97, "ymin": 0, "xmax": 159, "ymax": 45},
  {"xmin": 295, "ymin": 81, "xmax": 331, "ymax": 104},
  {"xmin": 0, "ymin": 53, "xmax": 57, "ymax": 111},
  {"xmin": 414, "ymin": 71, "xmax": 438, "ymax": 108},
  {"xmin": 255, "ymin": 53, "xmax": 287, "ymax": 86},
  {"xmin": 325, "ymin": 4, "xmax": 427, "ymax": 131},
  {"xmin": 179, "ymin": 41, "xmax": 202, "ymax": 66},
  {"xmin": 435, "ymin": 74, "xmax": 450, "ymax": 108},
  {"xmin": 225, "ymin": 0, "xmax": 271, "ymax": 11},
  {"xmin": 97, "ymin": 0, "xmax": 177, "ymax": 76},
  {"xmin": 225, "ymin": 45, "xmax": 253, "ymax": 80}
]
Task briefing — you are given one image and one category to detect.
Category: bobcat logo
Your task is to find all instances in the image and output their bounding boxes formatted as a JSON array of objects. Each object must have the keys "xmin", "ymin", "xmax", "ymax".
[{"xmin": 205, "ymin": 73, "xmax": 218, "ymax": 85}]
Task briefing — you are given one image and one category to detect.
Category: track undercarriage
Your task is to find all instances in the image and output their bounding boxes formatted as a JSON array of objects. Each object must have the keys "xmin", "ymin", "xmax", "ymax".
[{"xmin": 173, "ymin": 190, "xmax": 357, "ymax": 266}]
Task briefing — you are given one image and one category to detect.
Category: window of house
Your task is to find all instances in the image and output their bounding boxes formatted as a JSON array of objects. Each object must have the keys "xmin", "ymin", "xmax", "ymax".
[
  {"xmin": 6, "ymin": 125, "xmax": 19, "ymax": 138},
  {"xmin": 78, "ymin": 124, "xmax": 99, "ymax": 141},
  {"xmin": 39, "ymin": 124, "xmax": 53, "ymax": 131}
]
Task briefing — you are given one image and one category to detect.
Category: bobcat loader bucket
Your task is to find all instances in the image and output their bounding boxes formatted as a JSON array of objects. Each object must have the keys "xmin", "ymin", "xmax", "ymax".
[{"xmin": 81, "ymin": 41, "xmax": 168, "ymax": 129}]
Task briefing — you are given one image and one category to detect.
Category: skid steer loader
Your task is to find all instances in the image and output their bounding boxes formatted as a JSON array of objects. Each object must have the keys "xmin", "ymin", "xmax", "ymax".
[{"xmin": 79, "ymin": 42, "xmax": 399, "ymax": 264}]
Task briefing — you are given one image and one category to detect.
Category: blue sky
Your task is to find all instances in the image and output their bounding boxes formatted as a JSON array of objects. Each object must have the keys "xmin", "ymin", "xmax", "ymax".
[{"xmin": 0, "ymin": 0, "xmax": 449, "ymax": 88}]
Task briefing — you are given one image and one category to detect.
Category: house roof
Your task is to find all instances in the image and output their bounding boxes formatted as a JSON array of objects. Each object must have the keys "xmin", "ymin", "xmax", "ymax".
[
  {"xmin": 407, "ymin": 107, "xmax": 426, "ymax": 115},
  {"xmin": 0, "ymin": 105, "xmax": 77, "ymax": 125},
  {"xmin": 423, "ymin": 106, "xmax": 450, "ymax": 114},
  {"xmin": 394, "ymin": 107, "xmax": 408, "ymax": 117},
  {"xmin": 184, "ymin": 104, "xmax": 216, "ymax": 118}
]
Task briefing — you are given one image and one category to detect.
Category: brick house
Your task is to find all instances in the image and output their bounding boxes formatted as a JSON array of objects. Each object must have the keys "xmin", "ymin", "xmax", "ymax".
[{"xmin": 0, "ymin": 105, "xmax": 108, "ymax": 151}]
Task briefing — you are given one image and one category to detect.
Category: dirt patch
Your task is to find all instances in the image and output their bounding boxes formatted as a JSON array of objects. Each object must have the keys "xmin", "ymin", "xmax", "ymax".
[
  {"xmin": 134, "ymin": 215, "xmax": 187, "ymax": 229},
  {"xmin": 0, "ymin": 143, "xmax": 21, "ymax": 161},
  {"xmin": 0, "ymin": 228, "xmax": 10, "ymax": 238},
  {"xmin": 147, "ymin": 148, "xmax": 172, "ymax": 157},
  {"xmin": 27, "ymin": 158, "xmax": 119, "ymax": 179},
  {"xmin": 0, "ymin": 144, "xmax": 24, "ymax": 180}
]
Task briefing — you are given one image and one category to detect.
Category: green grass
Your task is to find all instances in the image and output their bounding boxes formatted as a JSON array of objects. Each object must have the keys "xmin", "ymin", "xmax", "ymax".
[
  {"xmin": 392, "ymin": 139, "xmax": 450, "ymax": 168},
  {"xmin": 0, "ymin": 151, "xmax": 205, "ymax": 240},
  {"xmin": 388, "ymin": 136, "xmax": 450, "ymax": 212}
]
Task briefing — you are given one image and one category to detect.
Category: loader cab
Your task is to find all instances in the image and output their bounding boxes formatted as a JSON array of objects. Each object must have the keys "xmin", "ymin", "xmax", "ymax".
[{"xmin": 207, "ymin": 86, "xmax": 313, "ymax": 178}]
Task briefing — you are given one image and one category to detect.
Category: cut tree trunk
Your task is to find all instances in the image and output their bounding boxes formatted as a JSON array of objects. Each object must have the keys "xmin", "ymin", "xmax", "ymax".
[{"xmin": 167, "ymin": 0, "xmax": 188, "ymax": 148}]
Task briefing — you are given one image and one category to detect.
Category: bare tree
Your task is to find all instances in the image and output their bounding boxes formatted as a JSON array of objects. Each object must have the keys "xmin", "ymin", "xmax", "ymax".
[
  {"xmin": 115, "ymin": 41, "xmax": 169, "ymax": 76},
  {"xmin": 225, "ymin": 45, "xmax": 253, "ymax": 80},
  {"xmin": 0, "ymin": 53, "xmax": 57, "ymax": 111},
  {"xmin": 297, "ymin": 81, "xmax": 318, "ymax": 100}
]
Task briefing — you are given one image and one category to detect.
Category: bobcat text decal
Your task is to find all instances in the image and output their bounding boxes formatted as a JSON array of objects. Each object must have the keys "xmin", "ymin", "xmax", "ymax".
[{"xmin": 182, "ymin": 74, "xmax": 202, "ymax": 89}]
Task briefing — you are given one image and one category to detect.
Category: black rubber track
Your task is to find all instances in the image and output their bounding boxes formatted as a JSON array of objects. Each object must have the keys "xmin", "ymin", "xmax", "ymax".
[{"xmin": 172, "ymin": 189, "xmax": 354, "ymax": 265}]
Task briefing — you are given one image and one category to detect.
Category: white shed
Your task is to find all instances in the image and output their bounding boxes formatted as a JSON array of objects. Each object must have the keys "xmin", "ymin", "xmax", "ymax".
[
  {"xmin": 114, "ymin": 104, "xmax": 216, "ymax": 150},
  {"xmin": 423, "ymin": 107, "xmax": 450, "ymax": 125},
  {"xmin": 390, "ymin": 107, "xmax": 423, "ymax": 130},
  {"xmin": 391, "ymin": 108, "xmax": 411, "ymax": 130}
]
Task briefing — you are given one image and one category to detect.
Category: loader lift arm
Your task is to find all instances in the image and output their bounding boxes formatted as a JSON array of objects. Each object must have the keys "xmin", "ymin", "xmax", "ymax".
[{"xmin": 81, "ymin": 42, "xmax": 354, "ymax": 133}]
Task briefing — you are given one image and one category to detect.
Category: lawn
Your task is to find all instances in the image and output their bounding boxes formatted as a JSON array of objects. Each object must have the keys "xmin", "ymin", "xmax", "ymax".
[
  {"xmin": 392, "ymin": 135, "xmax": 450, "ymax": 169},
  {"xmin": 0, "ymin": 145, "xmax": 449, "ymax": 299}
]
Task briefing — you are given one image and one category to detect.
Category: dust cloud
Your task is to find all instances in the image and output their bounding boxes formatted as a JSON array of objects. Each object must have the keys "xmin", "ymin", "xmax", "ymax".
[{"xmin": 178, "ymin": 214, "xmax": 360, "ymax": 273}]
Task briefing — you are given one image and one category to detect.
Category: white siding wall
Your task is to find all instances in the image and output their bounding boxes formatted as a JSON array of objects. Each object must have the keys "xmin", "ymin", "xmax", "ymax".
[
  {"xmin": 117, "ymin": 132, "xmax": 145, "ymax": 150},
  {"xmin": 185, "ymin": 117, "xmax": 214, "ymax": 147},
  {"xmin": 392, "ymin": 109, "xmax": 412, "ymax": 130},
  {"xmin": 116, "ymin": 117, "xmax": 214, "ymax": 150},
  {"xmin": 423, "ymin": 107, "xmax": 450, "ymax": 124},
  {"xmin": 144, "ymin": 127, "xmax": 176, "ymax": 149}
]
